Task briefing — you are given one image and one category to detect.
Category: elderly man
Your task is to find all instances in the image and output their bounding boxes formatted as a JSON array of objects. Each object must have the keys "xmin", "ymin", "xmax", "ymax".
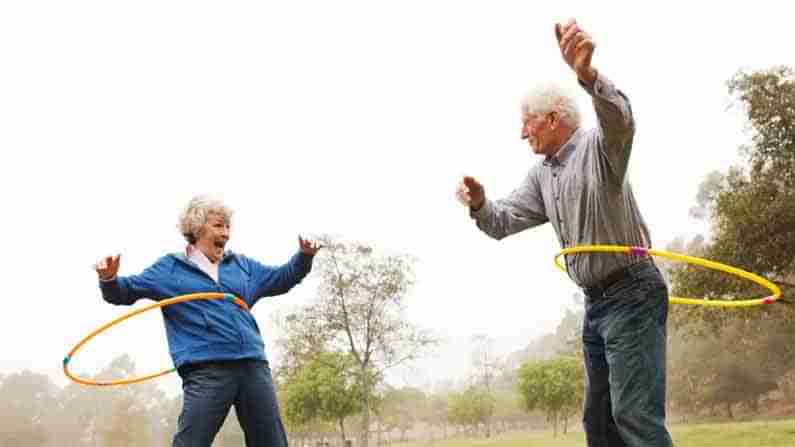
[
  {"xmin": 94, "ymin": 195, "xmax": 320, "ymax": 447},
  {"xmin": 457, "ymin": 19, "xmax": 673, "ymax": 447}
]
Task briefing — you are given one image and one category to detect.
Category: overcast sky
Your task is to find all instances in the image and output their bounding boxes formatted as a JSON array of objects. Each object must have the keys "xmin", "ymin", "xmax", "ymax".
[{"xmin": 1, "ymin": 1, "xmax": 791, "ymax": 395}]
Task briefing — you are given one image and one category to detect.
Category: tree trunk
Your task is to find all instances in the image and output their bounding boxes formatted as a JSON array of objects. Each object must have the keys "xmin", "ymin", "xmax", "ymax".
[
  {"xmin": 552, "ymin": 413, "xmax": 559, "ymax": 438},
  {"xmin": 749, "ymin": 397, "xmax": 760, "ymax": 414},
  {"xmin": 360, "ymin": 385, "xmax": 371, "ymax": 447},
  {"xmin": 726, "ymin": 402, "xmax": 734, "ymax": 419},
  {"xmin": 339, "ymin": 418, "xmax": 347, "ymax": 446}
]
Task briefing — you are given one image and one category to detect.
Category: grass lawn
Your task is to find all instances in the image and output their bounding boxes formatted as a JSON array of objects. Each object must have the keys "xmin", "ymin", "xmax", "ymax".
[{"xmin": 397, "ymin": 419, "xmax": 795, "ymax": 447}]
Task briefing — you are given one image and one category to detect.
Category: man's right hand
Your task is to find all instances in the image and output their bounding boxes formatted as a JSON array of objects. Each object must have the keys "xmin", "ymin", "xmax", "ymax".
[
  {"xmin": 456, "ymin": 176, "xmax": 485, "ymax": 211},
  {"xmin": 95, "ymin": 254, "xmax": 121, "ymax": 281}
]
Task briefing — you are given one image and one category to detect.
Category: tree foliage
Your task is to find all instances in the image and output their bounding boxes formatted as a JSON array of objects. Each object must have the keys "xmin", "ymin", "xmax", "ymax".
[
  {"xmin": 447, "ymin": 386, "xmax": 495, "ymax": 434},
  {"xmin": 516, "ymin": 356, "xmax": 583, "ymax": 436},
  {"xmin": 664, "ymin": 66, "xmax": 795, "ymax": 418},
  {"xmin": 277, "ymin": 238, "xmax": 437, "ymax": 447},
  {"xmin": 375, "ymin": 386, "xmax": 427, "ymax": 442},
  {"xmin": 281, "ymin": 351, "xmax": 363, "ymax": 445},
  {"xmin": 0, "ymin": 370, "xmax": 57, "ymax": 446},
  {"xmin": 670, "ymin": 66, "xmax": 795, "ymax": 326}
]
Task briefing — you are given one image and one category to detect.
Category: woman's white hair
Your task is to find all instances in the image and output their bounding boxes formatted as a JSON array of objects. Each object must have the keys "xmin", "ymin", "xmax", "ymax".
[
  {"xmin": 177, "ymin": 195, "xmax": 234, "ymax": 244},
  {"xmin": 521, "ymin": 82, "xmax": 581, "ymax": 128}
]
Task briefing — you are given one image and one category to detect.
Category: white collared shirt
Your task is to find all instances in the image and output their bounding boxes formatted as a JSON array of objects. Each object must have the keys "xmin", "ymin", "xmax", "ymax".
[{"xmin": 187, "ymin": 245, "xmax": 219, "ymax": 283}]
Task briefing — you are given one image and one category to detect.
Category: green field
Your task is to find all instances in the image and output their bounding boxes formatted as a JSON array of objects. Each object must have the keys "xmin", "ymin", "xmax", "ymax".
[{"xmin": 399, "ymin": 419, "xmax": 795, "ymax": 447}]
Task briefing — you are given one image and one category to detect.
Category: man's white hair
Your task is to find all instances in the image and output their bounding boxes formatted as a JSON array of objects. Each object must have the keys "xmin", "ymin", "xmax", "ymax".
[
  {"xmin": 521, "ymin": 82, "xmax": 581, "ymax": 128},
  {"xmin": 177, "ymin": 195, "xmax": 234, "ymax": 244}
]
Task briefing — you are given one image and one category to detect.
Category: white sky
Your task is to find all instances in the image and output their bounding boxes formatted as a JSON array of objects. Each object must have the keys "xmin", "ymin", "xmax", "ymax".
[{"xmin": 1, "ymin": 1, "xmax": 792, "ymax": 395}]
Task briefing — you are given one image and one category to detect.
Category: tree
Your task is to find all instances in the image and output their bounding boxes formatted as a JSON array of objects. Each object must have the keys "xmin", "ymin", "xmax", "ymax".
[
  {"xmin": 375, "ymin": 386, "xmax": 426, "ymax": 442},
  {"xmin": 664, "ymin": 238, "xmax": 792, "ymax": 419},
  {"xmin": 279, "ymin": 384, "xmax": 335, "ymax": 447},
  {"xmin": 447, "ymin": 386, "xmax": 495, "ymax": 437},
  {"xmin": 92, "ymin": 355, "xmax": 165, "ymax": 447},
  {"xmin": 490, "ymin": 391, "xmax": 530, "ymax": 435},
  {"xmin": 0, "ymin": 370, "xmax": 58, "ymax": 446},
  {"xmin": 670, "ymin": 66, "xmax": 795, "ymax": 326},
  {"xmin": 281, "ymin": 351, "xmax": 363, "ymax": 446},
  {"xmin": 517, "ymin": 356, "xmax": 583, "ymax": 436},
  {"xmin": 666, "ymin": 321, "xmax": 713, "ymax": 421},
  {"xmin": 425, "ymin": 393, "xmax": 451, "ymax": 441},
  {"xmin": 54, "ymin": 355, "xmax": 167, "ymax": 447},
  {"xmin": 696, "ymin": 318, "xmax": 779, "ymax": 418},
  {"xmin": 469, "ymin": 334, "xmax": 502, "ymax": 438},
  {"xmin": 278, "ymin": 238, "xmax": 438, "ymax": 447},
  {"xmin": 663, "ymin": 67, "xmax": 795, "ymax": 418}
]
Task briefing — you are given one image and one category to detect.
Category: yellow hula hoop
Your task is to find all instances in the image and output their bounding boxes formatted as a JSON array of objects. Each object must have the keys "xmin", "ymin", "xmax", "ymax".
[
  {"xmin": 554, "ymin": 245, "xmax": 782, "ymax": 308},
  {"xmin": 63, "ymin": 292, "xmax": 250, "ymax": 386}
]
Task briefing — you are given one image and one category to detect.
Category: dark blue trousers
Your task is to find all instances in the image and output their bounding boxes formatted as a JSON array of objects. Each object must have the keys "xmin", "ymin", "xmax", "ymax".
[
  {"xmin": 582, "ymin": 262, "xmax": 674, "ymax": 447},
  {"xmin": 173, "ymin": 360, "xmax": 288, "ymax": 447}
]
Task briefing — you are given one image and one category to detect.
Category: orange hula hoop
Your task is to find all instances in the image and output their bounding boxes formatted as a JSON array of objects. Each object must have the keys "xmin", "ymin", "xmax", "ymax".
[{"xmin": 63, "ymin": 292, "xmax": 249, "ymax": 386}]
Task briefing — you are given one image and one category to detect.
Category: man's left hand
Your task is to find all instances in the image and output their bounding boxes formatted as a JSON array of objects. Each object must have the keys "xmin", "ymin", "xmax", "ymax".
[
  {"xmin": 299, "ymin": 236, "xmax": 322, "ymax": 256},
  {"xmin": 555, "ymin": 18, "xmax": 597, "ymax": 85}
]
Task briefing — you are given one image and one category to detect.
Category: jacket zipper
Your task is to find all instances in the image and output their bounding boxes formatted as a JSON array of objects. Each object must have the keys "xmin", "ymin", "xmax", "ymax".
[{"xmin": 173, "ymin": 254, "xmax": 246, "ymax": 347}]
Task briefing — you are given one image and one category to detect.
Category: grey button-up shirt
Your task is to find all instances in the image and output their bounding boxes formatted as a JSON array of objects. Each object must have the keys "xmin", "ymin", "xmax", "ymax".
[{"xmin": 471, "ymin": 73, "xmax": 651, "ymax": 288}]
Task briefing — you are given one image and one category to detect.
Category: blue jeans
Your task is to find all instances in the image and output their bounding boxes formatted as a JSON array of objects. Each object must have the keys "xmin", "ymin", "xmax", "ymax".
[
  {"xmin": 582, "ymin": 262, "xmax": 673, "ymax": 447},
  {"xmin": 173, "ymin": 360, "xmax": 288, "ymax": 447}
]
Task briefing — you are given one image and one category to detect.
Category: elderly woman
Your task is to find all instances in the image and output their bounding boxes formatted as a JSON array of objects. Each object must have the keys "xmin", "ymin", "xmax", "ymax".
[
  {"xmin": 457, "ymin": 19, "xmax": 673, "ymax": 447},
  {"xmin": 94, "ymin": 195, "xmax": 320, "ymax": 447}
]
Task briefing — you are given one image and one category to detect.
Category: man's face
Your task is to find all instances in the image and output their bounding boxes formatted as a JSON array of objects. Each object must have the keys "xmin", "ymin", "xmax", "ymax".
[
  {"xmin": 521, "ymin": 112, "xmax": 555, "ymax": 156},
  {"xmin": 197, "ymin": 213, "xmax": 230, "ymax": 251}
]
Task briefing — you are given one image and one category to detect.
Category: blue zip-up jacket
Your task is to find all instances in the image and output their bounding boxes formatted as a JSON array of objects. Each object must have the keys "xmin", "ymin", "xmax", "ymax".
[{"xmin": 99, "ymin": 250, "xmax": 313, "ymax": 368}]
